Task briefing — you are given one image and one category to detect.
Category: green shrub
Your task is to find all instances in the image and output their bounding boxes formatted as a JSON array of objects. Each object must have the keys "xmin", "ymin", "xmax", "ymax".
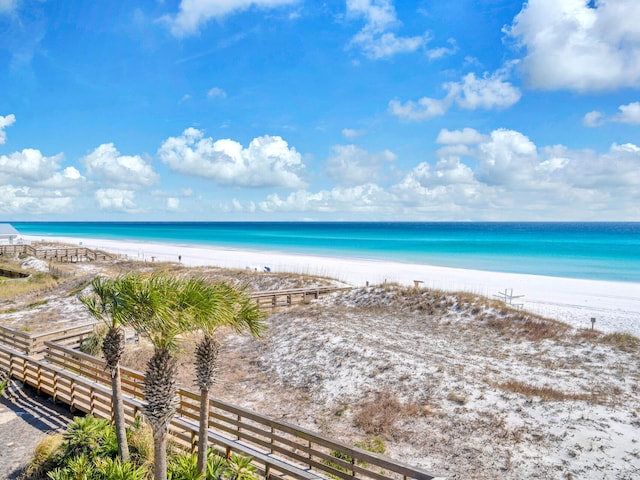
[
  {"xmin": 93, "ymin": 457, "xmax": 147, "ymax": 480},
  {"xmin": 226, "ymin": 454, "xmax": 258, "ymax": 480},
  {"xmin": 62, "ymin": 416, "xmax": 114, "ymax": 460},
  {"xmin": 79, "ymin": 325, "xmax": 107, "ymax": 356}
]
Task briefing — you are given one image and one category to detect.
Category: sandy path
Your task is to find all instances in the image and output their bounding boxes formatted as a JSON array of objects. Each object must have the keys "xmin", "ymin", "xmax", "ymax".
[{"xmin": 0, "ymin": 381, "xmax": 73, "ymax": 479}]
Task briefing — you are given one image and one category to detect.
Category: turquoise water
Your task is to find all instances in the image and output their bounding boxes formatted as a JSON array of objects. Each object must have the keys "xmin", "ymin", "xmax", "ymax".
[{"xmin": 9, "ymin": 222, "xmax": 640, "ymax": 283}]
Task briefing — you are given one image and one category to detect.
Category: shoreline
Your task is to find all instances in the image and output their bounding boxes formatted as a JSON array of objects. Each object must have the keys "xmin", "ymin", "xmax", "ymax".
[{"xmin": 23, "ymin": 234, "xmax": 640, "ymax": 336}]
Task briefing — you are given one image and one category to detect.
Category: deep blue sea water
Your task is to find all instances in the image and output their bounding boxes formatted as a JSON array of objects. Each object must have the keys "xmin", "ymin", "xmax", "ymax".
[{"xmin": 8, "ymin": 222, "xmax": 640, "ymax": 283}]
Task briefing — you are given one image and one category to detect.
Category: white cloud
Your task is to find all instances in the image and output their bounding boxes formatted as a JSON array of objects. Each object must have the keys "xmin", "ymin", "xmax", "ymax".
[
  {"xmin": 164, "ymin": 0, "xmax": 298, "ymax": 37},
  {"xmin": 583, "ymin": 102, "xmax": 640, "ymax": 127},
  {"xmin": 38, "ymin": 166, "xmax": 85, "ymax": 189},
  {"xmin": 158, "ymin": 128, "xmax": 306, "ymax": 188},
  {"xmin": 207, "ymin": 87, "xmax": 227, "ymax": 99},
  {"xmin": 583, "ymin": 110, "xmax": 605, "ymax": 127},
  {"xmin": 222, "ymin": 198, "xmax": 256, "ymax": 213},
  {"xmin": 258, "ymin": 183, "xmax": 394, "ymax": 213},
  {"xmin": 404, "ymin": 158, "xmax": 476, "ymax": 187},
  {"xmin": 426, "ymin": 38, "xmax": 458, "ymax": 60},
  {"xmin": 95, "ymin": 189, "xmax": 139, "ymax": 213},
  {"xmin": 342, "ymin": 128, "xmax": 365, "ymax": 138},
  {"xmin": 166, "ymin": 197, "xmax": 181, "ymax": 211},
  {"xmin": 388, "ymin": 95, "xmax": 452, "ymax": 121},
  {"xmin": 506, "ymin": 0, "xmax": 640, "ymax": 91},
  {"xmin": 82, "ymin": 143, "xmax": 159, "ymax": 187},
  {"xmin": 389, "ymin": 69, "xmax": 520, "ymax": 121},
  {"xmin": 614, "ymin": 101, "xmax": 640, "ymax": 124},
  {"xmin": 448, "ymin": 71, "xmax": 521, "ymax": 110},
  {"xmin": 0, "ymin": 133, "xmax": 85, "ymax": 214},
  {"xmin": 436, "ymin": 128, "xmax": 486, "ymax": 145},
  {"xmin": 0, "ymin": 148, "xmax": 66, "ymax": 183},
  {"xmin": 347, "ymin": 0, "xmax": 429, "ymax": 59},
  {"xmin": 0, "ymin": 185, "xmax": 75, "ymax": 215},
  {"xmin": 248, "ymin": 128, "xmax": 640, "ymax": 220},
  {"xmin": 327, "ymin": 145, "xmax": 396, "ymax": 186},
  {"xmin": 475, "ymin": 129, "xmax": 539, "ymax": 187},
  {"xmin": 0, "ymin": 113, "xmax": 16, "ymax": 144}
]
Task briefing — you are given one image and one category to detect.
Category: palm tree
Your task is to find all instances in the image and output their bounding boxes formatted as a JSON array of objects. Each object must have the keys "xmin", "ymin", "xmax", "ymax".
[
  {"xmin": 118, "ymin": 273, "xmax": 205, "ymax": 480},
  {"xmin": 80, "ymin": 276, "xmax": 131, "ymax": 462},
  {"xmin": 189, "ymin": 281, "xmax": 265, "ymax": 475}
]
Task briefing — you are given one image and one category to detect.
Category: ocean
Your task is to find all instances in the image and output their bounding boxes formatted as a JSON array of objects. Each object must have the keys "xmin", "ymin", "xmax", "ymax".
[{"xmin": 9, "ymin": 222, "xmax": 640, "ymax": 283}]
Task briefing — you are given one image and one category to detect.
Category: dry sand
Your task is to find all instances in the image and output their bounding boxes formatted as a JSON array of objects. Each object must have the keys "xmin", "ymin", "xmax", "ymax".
[{"xmin": 23, "ymin": 235, "xmax": 640, "ymax": 336}]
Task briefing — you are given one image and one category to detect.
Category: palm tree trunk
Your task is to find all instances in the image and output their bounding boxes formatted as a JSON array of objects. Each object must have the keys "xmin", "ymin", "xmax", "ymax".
[
  {"xmin": 111, "ymin": 366, "xmax": 130, "ymax": 462},
  {"xmin": 143, "ymin": 347, "xmax": 179, "ymax": 480},
  {"xmin": 153, "ymin": 430, "xmax": 169, "ymax": 480},
  {"xmin": 197, "ymin": 387, "xmax": 210, "ymax": 474}
]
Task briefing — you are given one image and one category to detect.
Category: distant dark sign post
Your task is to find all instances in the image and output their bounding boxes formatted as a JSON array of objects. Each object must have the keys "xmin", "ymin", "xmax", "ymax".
[{"xmin": 591, "ymin": 317, "xmax": 596, "ymax": 330}]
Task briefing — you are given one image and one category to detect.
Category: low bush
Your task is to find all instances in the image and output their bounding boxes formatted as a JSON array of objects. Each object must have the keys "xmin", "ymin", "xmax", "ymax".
[{"xmin": 22, "ymin": 415, "xmax": 260, "ymax": 480}]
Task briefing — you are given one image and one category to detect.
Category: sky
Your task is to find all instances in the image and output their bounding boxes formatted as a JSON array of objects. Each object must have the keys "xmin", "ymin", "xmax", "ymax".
[{"xmin": 1, "ymin": 0, "xmax": 639, "ymax": 222}]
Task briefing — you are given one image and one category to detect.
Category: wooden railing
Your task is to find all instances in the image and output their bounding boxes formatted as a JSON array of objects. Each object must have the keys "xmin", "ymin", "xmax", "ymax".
[
  {"xmin": 0, "ymin": 322, "xmax": 96, "ymax": 357},
  {"xmin": 41, "ymin": 342, "xmax": 440, "ymax": 480},
  {"xmin": 0, "ymin": 327, "xmax": 440, "ymax": 480},
  {"xmin": 251, "ymin": 286, "xmax": 351, "ymax": 310},
  {"xmin": 0, "ymin": 245, "xmax": 115, "ymax": 262}
]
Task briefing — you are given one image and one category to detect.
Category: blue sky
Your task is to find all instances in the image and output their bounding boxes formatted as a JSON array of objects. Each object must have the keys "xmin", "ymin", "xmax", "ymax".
[{"xmin": 1, "ymin": 0, "xmax": 639, "ymax": 221}]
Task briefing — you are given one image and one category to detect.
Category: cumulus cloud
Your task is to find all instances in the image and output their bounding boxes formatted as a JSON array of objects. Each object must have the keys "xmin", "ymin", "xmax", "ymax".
[
  {"xmin": 166, "ymin": 197, "xmax": 181, "ymax": 212},
  {"xmin": 0, "ymin": 185, "xmax": 76, "ymax": 215},
  {"xmin": 207, "ymin": 87, "xmax": 227, "ymax": 99},
  {"xmin": 505, "ymin": 0, "xmax": 640, "ymax": 91},
  {"xmin": 326, "ymin": 145, "xmax": 396, "ymax": 186},
  {"xmin": 248, "ymin": 127, "xmax": 640, "ymax": 220},
  {"xmin": 475, "ymin": 129, "xmax": 539, "ymax": 186},
  {"xmin": 163, "ymin": 0, "xmax": 298, "ymax": 37},
  {"xmin": 0, "ymin": 148, "xmax": 67, "ymax": 183},
  {"xmin": 346, "ymin": 0, "xmax": 429, "ymax": 59},
  {"xmin": 38, "ymin": 167, "xmax": 85, "ymax": 189},
  {"xmin": 614, "ymin": 102, "xmax": 640, "ymax": 124},
  {"xmin": 447, "ymin": 71, "xmax": 522, "ymax": 110},
  {"xmin": 0, "ymin": 113, "xmax": 16, "ymax": 144},
  {"xmin": 95, "ymin": 189, "xmax": 139, "ymax": 213},
  {"xmin": 82, "ymin": 143, "xmax": 159, "ymax": 187},
  {"xmin": 436, "ymin": 128, "xmax": 486, "ymax": 145},
  {"xmin": 584, "ymin": 102, "xmax": 640, "ymax": 127},
  {"xmin": 389, "ymin": 69, "xmax": 521, "ymax": 121},
  {"xmin": 0, "ymin": 118, "xmax": 86, "ymax": 214},
  {"xmin": 388, "ymin": 95, "xmax": 452, "ymax": 121},
  {"xmin": 158, "ymin": 128, "xmax": 306, "ymax": 188},
  {"xmin": 258, "ymin": 183, "xmax": 394, "ymax": 213},
  {"xmin": 583, "ymin": 110, "xmax": 605, "ymax": 127}
]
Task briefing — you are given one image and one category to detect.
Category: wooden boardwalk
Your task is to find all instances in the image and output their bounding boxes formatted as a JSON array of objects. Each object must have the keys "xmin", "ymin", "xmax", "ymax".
[
  {"xmin": 0, "ymin": 244, "xmax": 115, "ymax": 262},
  {"xmin": 251, "ymin": 286, "xmax": 351, "ymax": 310},
  {"xmin": 0, "ymin": 323, "xmax": 441, "ymax": 480}
]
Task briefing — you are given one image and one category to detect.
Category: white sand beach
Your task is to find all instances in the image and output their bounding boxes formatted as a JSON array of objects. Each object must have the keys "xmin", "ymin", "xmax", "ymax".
[{"xmin": 23, "ymin": 235, "xmax": 640, "ymax": 337}]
